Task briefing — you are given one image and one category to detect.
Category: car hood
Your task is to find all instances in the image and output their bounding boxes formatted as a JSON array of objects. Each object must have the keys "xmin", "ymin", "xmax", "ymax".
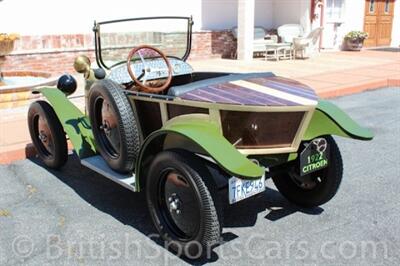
[{"xmin": 169, "ymin": 72, "xmax": 318, "ymax": 107}]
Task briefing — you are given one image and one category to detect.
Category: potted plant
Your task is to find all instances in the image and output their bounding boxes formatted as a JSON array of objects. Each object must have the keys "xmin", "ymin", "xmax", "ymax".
[
  {"xmin": 0, "ymin": 33, "xmax": 20, "ymax": 56},
  {"xmin": 344, "ymin": 31, "xmax": 368, "ymax": 51}
]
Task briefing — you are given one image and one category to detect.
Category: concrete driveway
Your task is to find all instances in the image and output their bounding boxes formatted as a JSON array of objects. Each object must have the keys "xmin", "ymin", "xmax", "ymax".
[{"xmin": 1, "ymin": 87, "xmax": 399, "ymax": 265}]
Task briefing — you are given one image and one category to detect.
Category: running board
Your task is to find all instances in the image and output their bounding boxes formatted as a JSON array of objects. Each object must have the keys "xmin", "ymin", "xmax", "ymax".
[{"xmin": 81, "ymin": 155, "xmax": 136, "ymax": 192}]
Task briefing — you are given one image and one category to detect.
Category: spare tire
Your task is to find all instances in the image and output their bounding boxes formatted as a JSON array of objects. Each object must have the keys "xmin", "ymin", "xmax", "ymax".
[{"xmin": 88, "ymin": 79, "xmax": 140, "ymax": 173}]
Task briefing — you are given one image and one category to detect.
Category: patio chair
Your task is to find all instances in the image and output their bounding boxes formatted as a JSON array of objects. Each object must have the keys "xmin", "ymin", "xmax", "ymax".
[
  {"xmin": 277, "ymin": 24, "xmax": 304, "ymax": 44},
  {"xmin": 231, "ymin": 26, "xmax": 277, "ymax": 58},
  {"xmin": 292, "ymin": 27, "xmax": 324, "ymax": 59}
]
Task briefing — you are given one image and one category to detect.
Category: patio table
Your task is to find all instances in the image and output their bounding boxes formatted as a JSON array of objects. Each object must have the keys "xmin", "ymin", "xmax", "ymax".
[{"xmin": 265, "ymin": 43, "xmax": 293, "ymax": 61}]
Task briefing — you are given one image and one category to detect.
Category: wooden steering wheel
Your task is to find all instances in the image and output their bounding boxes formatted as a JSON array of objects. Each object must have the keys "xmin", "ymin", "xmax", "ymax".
[{"xmin": 127, "ymin": 45, "xmax": 173, "ymax": 93}]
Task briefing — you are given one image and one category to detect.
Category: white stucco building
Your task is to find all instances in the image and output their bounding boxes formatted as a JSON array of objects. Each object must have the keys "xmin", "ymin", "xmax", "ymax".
[{"xmin": 0, "ymin": 0, "xmax": 399, "ymax": 64}]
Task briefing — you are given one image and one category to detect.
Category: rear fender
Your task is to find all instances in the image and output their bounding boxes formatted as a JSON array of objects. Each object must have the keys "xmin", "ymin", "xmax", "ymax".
[
  {"xmin": 135, "ymin": 114, "xmax": 264, "ymax": 191},
  {"xmin": 303, "ymin": 100, "xmax": 374, "ymax": 141}
]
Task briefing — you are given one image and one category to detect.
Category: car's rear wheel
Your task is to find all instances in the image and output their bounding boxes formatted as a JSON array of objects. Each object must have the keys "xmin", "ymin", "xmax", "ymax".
[
  {"xmin": 272, "ymin": 135, "xmax": 343, "ymax": 207},
  {"xmin": 146, "ymin": 150, "xmax": 222, "ymax": 258},
  {"xmin": 28, "ymin": 101, "xmax": 68, "ymax": 169},
  {"xmin": 88, "ymin": 79, "xmax": 140, "ymax": 173}
]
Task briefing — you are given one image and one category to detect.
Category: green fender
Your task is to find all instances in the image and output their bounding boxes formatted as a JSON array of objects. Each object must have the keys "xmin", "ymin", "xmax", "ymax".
[
  {"xmin": 37, "ymin": 87, "xmax": 97, "ymax": 158},
  {"xmin": 135, "ymin": 114, "xmax": 264, "ymax": 190},
  {"xmin": 304, "ymin": 100, "xmax": 374, "ymax": 141}
]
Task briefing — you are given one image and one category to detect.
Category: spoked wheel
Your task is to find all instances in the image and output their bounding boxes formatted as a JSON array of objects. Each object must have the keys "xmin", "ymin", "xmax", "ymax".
[
  {"xmin": 28, "ymin": 101, "xmax": 68, "ymax": 169},
  {"xmin": 272, "ymin": 135, "xmax": 343, "ymax": 208},
  {"xmin": 88, "ymin": 79, "xmax": 140, "ymax": 173},
  {"xmin": 146, "ymin": 150, "xmax": 222, "ymax": 259}
]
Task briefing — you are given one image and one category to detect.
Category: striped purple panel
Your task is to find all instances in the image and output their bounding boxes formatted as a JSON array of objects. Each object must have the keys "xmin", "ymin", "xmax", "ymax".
[{"xmin": 179, "ymin": 76, "xmax": 318, "ymax": 106}]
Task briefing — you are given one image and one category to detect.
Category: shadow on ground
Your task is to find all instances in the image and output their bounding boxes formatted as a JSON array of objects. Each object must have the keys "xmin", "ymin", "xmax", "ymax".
[{"xmin": 30, "ymin": 154, "xmax": 323, "ymax": 264}]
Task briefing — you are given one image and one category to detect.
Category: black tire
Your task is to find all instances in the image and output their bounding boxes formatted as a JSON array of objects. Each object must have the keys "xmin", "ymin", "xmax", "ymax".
[
  {"xmin": 88, "ymin": 79, "xmax": 140, "ymax": 173},
  {"xmin": 28, "ymin": 101, "xmax": 68, "ymax": 169},
  {"xmin": 146, "ymin": 150, "xmax": 222, "ymax": 258},
  {"xmin": 272, "ymin": 136, "xmax": 343, "ymax": 208}
]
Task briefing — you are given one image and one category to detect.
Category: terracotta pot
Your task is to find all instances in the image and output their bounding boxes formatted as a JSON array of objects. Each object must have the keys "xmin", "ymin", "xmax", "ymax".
[
  {"xmin": 345, "ymin": 39, "xmax": 364, "ymax": 51},
  {"xmin": 0, "ymin": 40, "xmax": 15, "ymax": 56}
]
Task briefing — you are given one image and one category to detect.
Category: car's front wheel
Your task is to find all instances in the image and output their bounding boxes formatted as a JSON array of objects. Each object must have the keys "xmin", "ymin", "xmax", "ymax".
[
  {"xmin": 146, "ymin": 150, "xmax": 222, "ymax": 258},
  {"xmin": 272, "ymin": 135, "xmax": 343, "ymax": 207}
]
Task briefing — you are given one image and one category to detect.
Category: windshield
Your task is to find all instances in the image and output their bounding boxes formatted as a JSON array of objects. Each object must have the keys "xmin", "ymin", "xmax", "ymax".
[{"xmin": 95, "ymin": 17, "xmax": 193, "ymax": 69}]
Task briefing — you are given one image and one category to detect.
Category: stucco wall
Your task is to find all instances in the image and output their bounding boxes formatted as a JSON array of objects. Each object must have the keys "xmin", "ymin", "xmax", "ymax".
[
  {"xmin": 201, "ymin": 0, "xmax": 238, "ymax": 30},
  {"xmin": 342, "ymin": 0, "xmax": 366, "ymax": 31},
  {"xmin": 340, "ymin": 0, "xmax": 366, "ymax": 47},
  {"xmin": 270, "ymin": 0, "xmax": 311, "ymax": 39},
  {"xmin": 391, "ymin": 0, "xmax": 400, "ymax": 47},
  {"xmin": 255, "ymin": 0, "xmax": 274, "ymax": 29},
  {"xmin": 0, "ymin": 0, "xmax": 203, "ymax": 34},
  {"xmin": 273, "ymin": 0, "xmax": 304, "ymax": 28},
  {"xmin": 0, "ymin": 0, "xmax": 275, "ymax": 33},
  {"xmin": 322, "ymin": 0, "xmax": 365, "ymax": 49}
]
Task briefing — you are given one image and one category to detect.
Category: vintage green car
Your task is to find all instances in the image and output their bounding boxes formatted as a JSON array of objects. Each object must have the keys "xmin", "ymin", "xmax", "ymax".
[{"xmin": 27, "ymin": 16, "xmax": 373, "ymax": 257}]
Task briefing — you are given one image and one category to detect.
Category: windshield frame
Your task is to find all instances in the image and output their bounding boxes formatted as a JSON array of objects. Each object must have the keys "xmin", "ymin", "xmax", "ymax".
[{"xmin": 94, "ymin": 16, "xmax": 194, "ymax": 70}]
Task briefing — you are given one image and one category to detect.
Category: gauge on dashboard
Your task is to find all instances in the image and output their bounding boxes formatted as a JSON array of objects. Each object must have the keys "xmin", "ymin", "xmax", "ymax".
[{"xmin": 173, "ymin": 63, "xmax": 181, "ymax": 74}]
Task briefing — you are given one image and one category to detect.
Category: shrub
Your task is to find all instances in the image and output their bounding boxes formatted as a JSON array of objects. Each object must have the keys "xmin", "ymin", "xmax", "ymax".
[
  {"xmin": 0, "ymin": 33, "xmax": 20, "ymax": 42},
  {"xmin": 344, "ymin": 31, "xmax": 368, "ymax": 41}
]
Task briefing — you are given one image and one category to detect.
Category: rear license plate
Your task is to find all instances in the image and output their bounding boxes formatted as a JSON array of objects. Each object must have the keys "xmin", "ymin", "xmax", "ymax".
[
  {"xmin": 228, "ymin": 174, "xmax": 265, "ymax": 204},
  {"xmin": 300, "ymin": 137, "xmax": 329, "ymax": 176}
]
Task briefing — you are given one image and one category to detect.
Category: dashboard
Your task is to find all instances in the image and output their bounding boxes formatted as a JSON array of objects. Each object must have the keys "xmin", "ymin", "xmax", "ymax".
[{"xmin": 108, "ymin": 58, "xmax": 193, "ymax": 85}]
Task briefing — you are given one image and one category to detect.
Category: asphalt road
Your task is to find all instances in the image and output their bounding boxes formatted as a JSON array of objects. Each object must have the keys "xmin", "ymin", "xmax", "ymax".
[{"xmin": 1, "ymin": 87, "xmax": 399, "ymax": 265}]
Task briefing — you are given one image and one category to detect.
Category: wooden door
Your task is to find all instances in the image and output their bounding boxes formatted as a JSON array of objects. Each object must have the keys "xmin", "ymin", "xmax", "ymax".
[
  {"xmin": 364, "ymin": 0, "xmax": 395, "ymax": 47},
  {"xmin": 376, "ymin": 0, "xmax": 395, "ymax": 46},
  {"xmin": 364, "ymin": 0, "xmax": 378, "ymax": 46}
]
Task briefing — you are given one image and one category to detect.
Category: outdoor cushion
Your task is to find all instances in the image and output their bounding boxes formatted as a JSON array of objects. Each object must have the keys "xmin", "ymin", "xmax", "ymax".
[
  {"xmin": 277, "ymin": 24, "xmax": 304, "ymax": 43},
  {"xmin": 231, "ymin": 27, "xmax": 277, "ymax": 54},
  {"xmin": 253, "ymin": 39, "xmax": 275, "ymax": 51},
  {"xmin": 231, "ymin": 26, "xmax": 266, "ymax": 41}
]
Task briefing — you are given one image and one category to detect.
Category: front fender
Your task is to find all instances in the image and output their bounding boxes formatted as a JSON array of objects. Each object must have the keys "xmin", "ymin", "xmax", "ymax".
[
  {"xmin": 303, "ymin": 100, "xmax": 374, "ymax": 141},
  {"xmin": 135, "ymin": 114, "xmax": 264, "ymax": 190},
  {"xmin": 36, "ymin": 87, "xmax": 97, "ymax": 158}
]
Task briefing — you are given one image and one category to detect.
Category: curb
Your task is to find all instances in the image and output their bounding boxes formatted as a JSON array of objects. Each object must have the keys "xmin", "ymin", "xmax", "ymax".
[
  {"xmin": 0, "ymin": 144, "xmax": 37, "ymax": 164},
  {"xmin": 1, "ymin": 78, "xmax": 399, "ymax": 164},
  {"xmin": 318, "ymin": 78, "xmax": 400, "ymax": 98},
  {"xmin": 0, "ymin": 142, "xmax": 73, "ymax": 165}
]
